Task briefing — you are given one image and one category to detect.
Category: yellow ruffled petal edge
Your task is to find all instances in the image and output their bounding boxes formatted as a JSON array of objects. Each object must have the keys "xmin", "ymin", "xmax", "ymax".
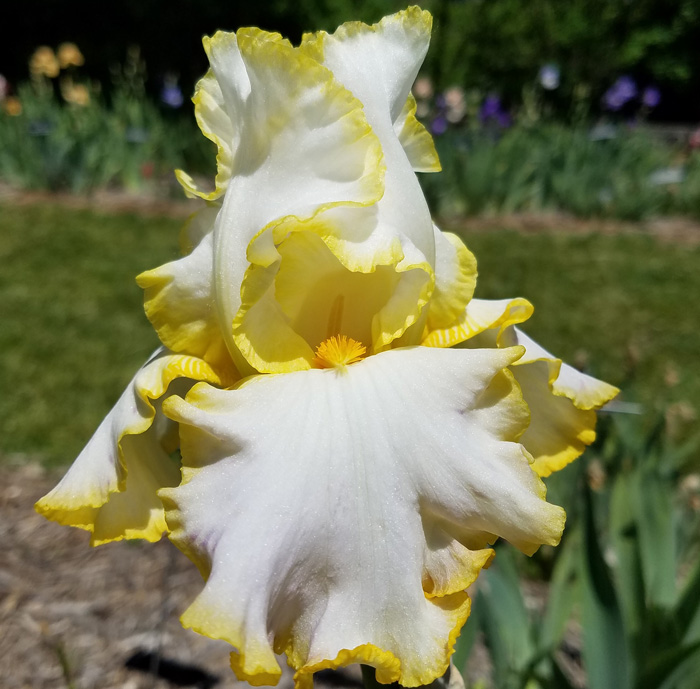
[
  {"xmin": 177, "ymin": 589, "xmax": 474, "ymax": 689},
  {"xmin": 422, "ymin": 297, "xmax": 534, "ymax": 348},
  {"xmin": 289, "ymin": 604, "xmax": 472, "ymax": 689},
  {"xmin": 512, "ymin": 355, "xmax": 618, "ymax": 478},
  {"xmin": 529, "ymin": 419, "xmax": 597, "ymax": 478},
  {"xmin": 426, "ymin": 232, "xmax": 478, "ymax": 333},
  {"xmin": 301, "ymin": 6, "xmax": 432, "ymax": 65},
  {"xmin": 35, "ymin": 354, "xmax": 224, "ymax": 540},
  {"xmin": 396, "ymin": 93, "xmax": 441, "ymax": 173},
  {"xmin": 233, "ymin": 232, "xmax": 434, "ymax": 374},
  {"xmin": 175, "ymin": 29, "xmax": 292, "ymax": 200},
  {"xmin": 174, "ymin": 70, "xmax": 230, "ymax": 200}
]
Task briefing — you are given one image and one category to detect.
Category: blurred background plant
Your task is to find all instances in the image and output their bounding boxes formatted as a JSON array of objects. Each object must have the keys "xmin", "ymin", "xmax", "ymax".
[
  {"xmin": 0, "ymin": 42, "xmax": 214, "ymax": 193},
  {"xmin": 3, "ymin": 0, "xmax": 700, "ymax": 220}
]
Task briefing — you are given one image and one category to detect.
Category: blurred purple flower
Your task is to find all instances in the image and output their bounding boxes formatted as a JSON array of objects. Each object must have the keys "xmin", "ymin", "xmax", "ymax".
[
  {"xmin": 161, "ymin": 75, "xmax": 184, "ymax": 109},
  {"xmin": 604, "ymin": 76, "xmax": 637, "ymax": 111},
  {"xmin": 642, "ymin": 85, "xmax": 661, "ymax": 108},
  {"xmin": 538, "ymin": 63, "xmax": 560, "ymax": 90},
  {"xmin": 479, "ymin": 94, "xmax": 510, "ymax": 128},
  {"xmin": 431, "ymin": 116, "xmax": 448, "ymax": 136},
  {"xmin": 616, "ymin": 76, "xmax": 637, "ymax": 100},
  {"xmin": 480, "ymin": 94, "xmax": 502, "ymax": 120}
]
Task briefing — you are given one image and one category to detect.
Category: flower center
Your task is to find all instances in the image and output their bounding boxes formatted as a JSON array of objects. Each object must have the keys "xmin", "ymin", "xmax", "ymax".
[{"xmin": 313, "ymin": 335, "xmax": 367, "ymax": 369}]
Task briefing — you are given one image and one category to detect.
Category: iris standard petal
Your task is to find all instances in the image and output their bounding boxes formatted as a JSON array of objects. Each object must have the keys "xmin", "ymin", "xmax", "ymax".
[
  {"xmin": 175, "ymin": 69, "xmax": 234, "ymax": 200},
  {"xmin": 160, "ymin": 346, "xmax": 565, "ymax": 687},
  {"xmin": 301, "ymin": 8, "xmax": 436, "ymax": 266},
  {"xmin": 35, "ymin": 350, "xmax": 224, "ymax": 545},
  {"xmin": 425, "ymin": 228, "xmax": 478, "ymax": 334},
  {"xmin": 227, "ymin": 8, "xmax": 444, "ymax": 372},
  {"xmin": 394, "ymin": 93, "xmax": 442, "ymax": 173},
  {"xmin": 207, "ymin": 29, "xmax": 385, "ymax": 369}
]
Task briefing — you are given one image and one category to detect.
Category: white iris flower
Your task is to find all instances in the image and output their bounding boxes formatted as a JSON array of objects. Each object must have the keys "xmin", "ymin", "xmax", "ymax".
[{"xmin": 36, "ymin": 8, "xmax": 618, "ymax": 687}]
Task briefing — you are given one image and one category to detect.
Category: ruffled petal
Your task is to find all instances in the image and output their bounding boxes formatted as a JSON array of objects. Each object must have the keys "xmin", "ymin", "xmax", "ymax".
[
  {"xmin": 422, "ymin": 296, "xmax": 534, "ymax": 348},
  {"xmin": 394, "ymin": 93, "xmax": 441, "ymax": 173},
  {"xmin": 175, "ymin": 70, "xmax": 234, "ymax": 200},
  {"xmin": 137, "ymin": 206, "xmax": 239, "ymax": 379},
  {"xmin": 160, "ymin": 346, "xmax": 564, "ymax": 687},
  {"xmin": 500, "ymin": 327, "xmax": 619, "ymax": 476},
  {"xmin": 233, "ymin": 230, "xmax": 433, "ymax": 373},
  {"xmin": 426, "ymin": 228, "xmax": 478, "ymax": 333},
  {"xmin": 35, "ymin": 350, "xmax": 224, "ymax": 545},
  {"xmin": 300, "ymin": 8, "xmax": 436, "ymax": 266},
  {"xmin": 204, "ymin": 28, "xmax": 385, "ymax": 368},
  {"xmin": 302, "ymin": 7, "xmax": 433, "ymax": 126}
]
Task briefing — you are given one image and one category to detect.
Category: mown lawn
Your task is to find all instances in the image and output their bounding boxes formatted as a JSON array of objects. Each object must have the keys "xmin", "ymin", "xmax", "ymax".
[{"xmin": 1, "ymin": 203, "xmax": 698, "ymax": 466}]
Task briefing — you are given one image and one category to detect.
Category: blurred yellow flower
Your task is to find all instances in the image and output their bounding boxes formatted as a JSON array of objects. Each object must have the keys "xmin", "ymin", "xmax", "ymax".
[
  {"xmin": 62, "ymin": 81, "xmax": 90, "ymax": 106},
  {"xmin": 29, "ymin": 46, "xmax": 60, "ymax": 78},
  {"xmin": 3, "ymin": 96, "xmax": 22, "ymax": 116},
  {"xmin": 58, "ymin": 42, "xmax": 85, "ymax": 69}
]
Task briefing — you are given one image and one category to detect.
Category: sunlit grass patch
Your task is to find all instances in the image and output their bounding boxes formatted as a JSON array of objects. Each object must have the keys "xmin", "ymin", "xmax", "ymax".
[
  {"xmin": 458, "ymin": 226, "xmax": 700, "ymax": 417},
  {"xmin": 0, "ymin": 203, "xmax": 181, "ymax": 465}
]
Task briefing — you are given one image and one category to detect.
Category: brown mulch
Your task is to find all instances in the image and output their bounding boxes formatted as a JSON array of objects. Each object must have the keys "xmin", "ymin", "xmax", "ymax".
[{"xmin": 0, "ymin": 462, "xmax": 297, "ymax": 689}]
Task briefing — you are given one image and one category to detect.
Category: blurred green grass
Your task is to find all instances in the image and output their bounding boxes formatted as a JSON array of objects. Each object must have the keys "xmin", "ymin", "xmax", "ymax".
[
  {"xmin": 0, "ymin": 203, "xmax": 180, "ymax": 466},
  {"xmin": 1, "ymin": 203, "xmax": 698, "ymax": 466},
  {"xmin": 456, "ymin": 225, "xmax": 700, "ymax": 416}
]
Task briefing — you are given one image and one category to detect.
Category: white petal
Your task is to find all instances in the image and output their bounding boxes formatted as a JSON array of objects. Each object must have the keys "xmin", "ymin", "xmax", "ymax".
[
  {"xmin": 301, "ymin": 8, "xmax": 436, "ymax": 266},
  {"xmin": 160, "ymin": 346, "xmax": 564, "ymax": 686},
  {"xmin": 203, "ymin": 29, "xmax": 384, "ymax": 365},
  {"xmin": 35, "ymin": 350, "xmax": 224, "ymax": 544}
]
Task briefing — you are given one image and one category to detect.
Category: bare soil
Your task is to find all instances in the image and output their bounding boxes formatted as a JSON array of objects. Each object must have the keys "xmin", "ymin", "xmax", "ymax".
[{"xmin": 0, "ymin": 462, "xmax": 300, "ymax": 689}]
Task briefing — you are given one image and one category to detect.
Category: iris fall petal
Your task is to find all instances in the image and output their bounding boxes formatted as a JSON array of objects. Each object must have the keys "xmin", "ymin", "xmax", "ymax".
[
  {"xmin": 160, "ymin": 346, "xmax": 564, "ymax": 687},
  {"xmin": 36, "ymin": 350, "xmax": 224, "ymax": 544}
]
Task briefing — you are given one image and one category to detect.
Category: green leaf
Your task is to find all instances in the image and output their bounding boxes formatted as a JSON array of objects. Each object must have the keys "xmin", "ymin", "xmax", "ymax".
[
  {"xmin": 636, "ymin": 639, "xmax": 700, "ymax": 689},
  {"xmin": 634, "ymin": 469, "xmax": 677, "ymax": 610},
  {"xmin": 539, "ymin": 533, "xmax": 579, "ymax": 653},
  {"xmin": 609, "ymin": 472, "xmax": 646, "ymax": 638},
  {"xmin": 676, "ymin": 558, "xmax": 700, "ymax": 642},
  {"xmin": 579, "ymin": 488, "xmax": 631, "ymax": 689},
  {"xmin": 476, "ymin": 547, "xmax": 536, "ymax": 688}
]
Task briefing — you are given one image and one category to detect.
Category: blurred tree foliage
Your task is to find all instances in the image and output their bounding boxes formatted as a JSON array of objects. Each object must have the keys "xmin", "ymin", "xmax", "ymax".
[
  {"xmin": 416, "ymin": 0, "xmax": 700, "ymax": 118},
  {"xmin": 3, "ymin": 0, "xmax": 700, "ymax": 119}
]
